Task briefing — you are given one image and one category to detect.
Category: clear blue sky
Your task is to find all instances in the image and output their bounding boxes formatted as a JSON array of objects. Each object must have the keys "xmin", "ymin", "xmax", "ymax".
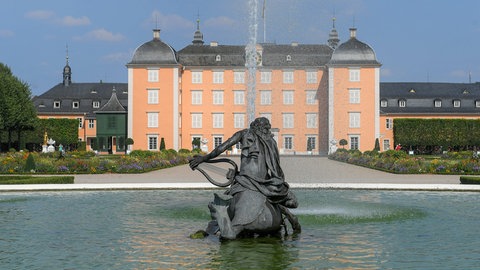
[{"xmin": 2, "ymin": 0, "xmax": 480, "ymax": 96}]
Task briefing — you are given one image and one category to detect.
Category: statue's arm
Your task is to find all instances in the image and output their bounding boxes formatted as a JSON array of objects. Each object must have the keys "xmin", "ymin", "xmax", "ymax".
[{"xmin": 189, "ymin": 130, "xmax": 245, "ymax": 170}]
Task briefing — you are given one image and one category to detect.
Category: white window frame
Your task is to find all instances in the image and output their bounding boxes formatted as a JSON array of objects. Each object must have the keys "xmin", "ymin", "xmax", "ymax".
[
  {"xmin": 72, "ymin": 101, "xmax": 79, "ymax": 109},
  {"xmin": 283, "ymin": 90, "xmax": 294, "ymax": 105},
  {"xmin": 453, "ymin": 100, "xmax": 461, "ymax": 108},
  {"xmin": 349, "ymin": 135, "xmax": 360, "ymax": 150},
  {"xmin": 191, "ymin": 90, "xmax": 202, "ymax": 105},
  {"xmin": 234, "ymin": 113, "xmax": 245, "ymax": 128},
  {"xmin": 349, "ymin": 68, "xmax": 360, "ymax": 82},
  {"xmin": 191, "ymin": 113, "xmax": 202, "ymax": 128},
  {"xmin": 260, "ymin": 71, "xmax": 271, "ymax": 84},
  {"xmin": 306, "ymin": 113, "xmax": 318, "ymax": 128},
  {"xmin": 349, "ymin": 88, "xmax": 360, "ymax": 104},
  {"xmin": 147, "ymin": 112, "xmax": 159, "ymax": 128},
  {"xmin": 306, "ymin": 136, "xmax": 316, "ymax": 151},
  {"xmin": 476, "ymin": 100, "xmax": 480, "ymax": 108},
  {"xmin": 148, "ymin": 69, "xmax": 159, "ymax": 82},
  {"xmin": 92, "ymin": 101, "xmax": 100, "ymax": 109},
  {"xmin": 283, "ymin": 70, "xmax": 294, "ymax": 84},
  {"xmin": 399, "ymin": 100, "xmax": 406, "ymax": 108},
  {"xmin": 213, "ymin": 71, "xmax": 224, "ymax": 84},
  {"xmin": 260, "ymin": 90, "xmax": 272, "ymax": 105},
  {"xmin": 54, "ymin": 101, "xmax": 61, "ymax": 108},
  {"xmin": 88, "ymin": 119, "xmax": 94, "ymax": 129},
  {"xmin": 283, "ymin": 135, "xmax": 294, "ymax": 150},
  {"xmin": 380, "ymin": 99, "xmax": 388, "ymax": 107},
  {"xmin": 434, "ymin": 100, "xmax": 442, "ymax": 108},
  {"xmin": 192, "ymin": 71, "xmax": 202, "ymax": 84},
  {"xmin": 147, "ymin": 89, "xmax": 159, "ymax": 104},
  {"xmin": 148, "ymin": 135, "xmax": 158, "ymax": 150},
  {"xmin": 77, "ymin": 117, "xmax": 83, "ymax": 128},
  {"xmin": 233, "ymin": 90, "xmax": 245, "ymax": 105},
  {"xmin": 306, "ymin": 71, "xmax": 317, "ymax": 84},
  {"xmin": 213, "ymin": 136, "xmax": 223, "ymax": 148},
  {"xmin": 383, "ymin": 139, "xmax": 390, "ymax": 151},
  {"xmin": 349, "ymin": 112, "xmax": 360, "ymax": 128},
  {"xmin": 234, "ymin": 71, "xmax": 245, "ymax": 84},
  {"xmin": 212, "ymin": 90, "xmax": 224, "ymax": 105},
  {"xmin": 212, "ymin": 113, "xmax": 224, "ymax": 128},
  {"xmin": 306, "ymin": 90, "xmax": 317, "ymax": 105},
  {"xmin": 283, "ymin": 113, "xmax": 294, "ymax": 128},
  {"xmin": 386, "ymin": 118, "xmax": 393, "ymax": 130}
]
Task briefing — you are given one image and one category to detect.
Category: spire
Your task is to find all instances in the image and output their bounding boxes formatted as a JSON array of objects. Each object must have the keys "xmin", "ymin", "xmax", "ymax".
[
  {"xmin": 327, "ymin": 16, "xmax": 340, "ymax": 49},
  {"xmin": 63, "ymin": 44, "xmax": 72, "ymax": 86},
  {"xmin": 192, "ymin": 15, "xmax": 204, "ymax": 45}
]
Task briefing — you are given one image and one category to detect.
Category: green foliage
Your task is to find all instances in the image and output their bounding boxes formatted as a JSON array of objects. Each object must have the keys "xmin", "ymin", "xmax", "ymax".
[
  {"xmin": 339, "ymin": 139, "xmax": 348, "ymax": 148},
  {"xmin": 24, "ymin": 118, "xmax": 78, "ymax": 146},
  {"xmin": 394, "ymin": 118, "xmax": 480, "ymax": 147},
  {"xmin": 24, "ymin": 153, "xmax": 36, "ymax": 172},
  {"xmin": 77, "ymin": 141, "xmax": 87, "ymax": 151},
  {"xmin": 373, "ymin": 138, "xmax": 380, "ymax": 152},
  {"xmin": 160, "ymin": 137, "xmax": 166, "ymax": 150},
  {"xmin": 178, "ymin": 148, "xmax": 191, "ymax": 155},
  {"xmin": 129, "ymin": 150, "xmax": 157, "ymax": 158},
  {"xmin": 0, "ymin": 175, "xmax": 74, "ymax": 184},
  {"xmin": 459, "ymin": 176, "xmax": 480, "ymax": 184},
  {"xmin": 192, "ymin": 138, "xmax": 201, "ymax": 150},
  {"xmin": 126, "ymin": 138, "xmax": 134, "ymax": 145}
]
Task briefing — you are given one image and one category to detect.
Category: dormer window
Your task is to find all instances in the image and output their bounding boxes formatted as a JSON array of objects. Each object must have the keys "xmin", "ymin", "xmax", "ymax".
[
  {"xmin": 409, "ymin": 88, "xmax": 416, "ymax": 93},
  {"xmin": 476, "ymin": 100, "xmax": 480, "ymax": 108},
  {"xmin": 398, "ymin": 99, "xmax": 406, "ymax": 108},
  {"xmin": 380, "ymin": 99, "xmax": 388, "ymax": 107},
  {"xmin": 72, "ymin": 101, "xmax": 80, "ymax": 109},
  {"xmin": 434, "ymin": 99, "xmax": 442, "ymax": 108},
  {"xmin": 453, "ymin": 100, "xmax": 461, "ymax": 108},
  {"xmin": 90, "ymin": 89, "xmax": 97, "ymax": 94},
  {"xmin": 215, "ymin": 55, "xmax": 221, "ymax": 61},
  {"xmin": 53, "ymin": 100, "xmax": 61, "ymax": 108},
  {"xmin": 286, "ymin": 55, "xmax": 292, "ymax": 61},
  {"xmin": 92, "ymin": 101, "xmax": 100, "ymax": 109},
  {"xmin": 463, "ymin": 89, "xmax": 470, "ymax": 94}
]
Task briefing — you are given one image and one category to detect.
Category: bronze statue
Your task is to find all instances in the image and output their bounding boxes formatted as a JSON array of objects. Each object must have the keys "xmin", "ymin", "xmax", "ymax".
[{"xmin": 190, "ymin": 117, "xmax": 301, "ymax": 239}]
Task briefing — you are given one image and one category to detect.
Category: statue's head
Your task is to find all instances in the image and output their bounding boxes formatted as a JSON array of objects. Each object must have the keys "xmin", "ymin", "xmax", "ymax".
[{"xmin": 250, "ymin": 117, "xmax": 271, "ymax": 135}]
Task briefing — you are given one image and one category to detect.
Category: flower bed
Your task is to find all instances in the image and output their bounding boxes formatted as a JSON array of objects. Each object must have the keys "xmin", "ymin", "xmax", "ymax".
[
  {"xmin": 0, "ymin": 149, "xmax": 197, "ymax": 174},
  {"xmin": 329, "ymin": 149, "xmax": 480, "ymax": 175}
]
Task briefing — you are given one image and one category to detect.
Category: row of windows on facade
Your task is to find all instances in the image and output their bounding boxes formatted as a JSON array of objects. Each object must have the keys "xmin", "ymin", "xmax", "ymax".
[
  {"xmin": 342, "ymin": 136, "xmax": 392, "ymax": 152},
  {"xmin": 146, "ymin": 68, "xmax": 361, "ymax": 84},
  {"xmin": 210, "ymin": 53, "xmax": 297, "ymax": 63},
  {"xmin": 52, "ymin": 100, "xmax": 102, "ymax": 109},
  {"xmin": 143, "ymin": 112, "xmax": 319, "ymax": 129},
  {"xmin": 380, "ymin": 99, "xmax": 480, "ymax": 108}
]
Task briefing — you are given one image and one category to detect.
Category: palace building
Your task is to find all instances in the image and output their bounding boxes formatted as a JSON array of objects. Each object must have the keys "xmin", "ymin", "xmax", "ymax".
[{"xmin": 33, "ymin": 19, "xmax": 480, "ymax": 154}]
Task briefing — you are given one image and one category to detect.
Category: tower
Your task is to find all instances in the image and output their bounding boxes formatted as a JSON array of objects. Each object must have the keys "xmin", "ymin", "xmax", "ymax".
[{"xmin": 63, "ymin": 45, "xmax": 72, "ymax": 86}]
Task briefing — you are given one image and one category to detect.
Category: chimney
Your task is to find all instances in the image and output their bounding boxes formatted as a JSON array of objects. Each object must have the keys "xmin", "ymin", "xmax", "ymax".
[
  {"xmin": 210, "ymin": 41, "xmax": 218, "ymax": 47},
  {"xmin": 349, "ymin": 28, "xmax": 357, "ymax": 39},
  {"xmin": 153, "ymin": 29, "xmax": 160, "ymax": 40}
]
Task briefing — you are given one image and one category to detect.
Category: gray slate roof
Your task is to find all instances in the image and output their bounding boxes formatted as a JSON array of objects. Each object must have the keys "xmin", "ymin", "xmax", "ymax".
[
  {"xmin": 329, "ymin": 37, "xmax": 380, "ymax": 66},
  {"xmin": 96, "ymin": 88, "xmax": 126, "ymax": 113},
  {"xmin": 380, "ymin": 82, "xmax": 480, "ymax": 115},
  {"xmin": 32, "ymin": 82, "xmax": 128, "ymax": 118}
]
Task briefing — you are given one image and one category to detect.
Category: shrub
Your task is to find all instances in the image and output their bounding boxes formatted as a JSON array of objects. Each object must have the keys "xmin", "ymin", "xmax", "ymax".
[
  {"xmin": 460, "ymin": 176, "xmax": 480, "ymax": 184},
  {"xmin": 24, "ymin": 153, "xmax": 36, "ymax": 172}
]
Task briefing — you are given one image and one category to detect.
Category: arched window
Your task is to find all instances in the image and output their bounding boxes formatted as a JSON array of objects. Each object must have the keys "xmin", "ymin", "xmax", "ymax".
[
  {"xmin": 286, "ymin": 55, "xmax": 292, "ymax": 61},
  {"xmin": 215, "ymin": 55, "xmax": 221, "ymax": 61}
]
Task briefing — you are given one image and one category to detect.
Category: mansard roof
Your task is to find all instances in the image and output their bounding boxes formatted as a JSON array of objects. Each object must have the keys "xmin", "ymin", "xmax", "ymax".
[
  {"xmin": 380, "ymin": 82, "xmax": 480, "ymax": 115},
  {"xmin": 96, "ymin": 88, "xmax": 126, "ymax": 113},
  {"xmin": 32, "ymin": 82, "xmax": 128, "ymax": 118}
]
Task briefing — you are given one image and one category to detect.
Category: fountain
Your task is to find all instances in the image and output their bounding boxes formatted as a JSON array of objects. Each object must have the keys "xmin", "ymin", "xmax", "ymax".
[
  {"xmin": 1, "ymin": 189, "xmax": 478, "ymax": 269},
  {"xmin": 246, "ymin": 0, "xmax": 258, "ymax": 123}
]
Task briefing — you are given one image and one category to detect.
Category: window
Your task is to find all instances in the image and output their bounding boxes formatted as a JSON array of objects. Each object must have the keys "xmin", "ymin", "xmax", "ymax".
[
  {"xmin": 54, "ymin": 101, "xmax": 61, "ymax": 108},
  {"xmin": 234, "ymin": 71, "xmax": 245, "ymax": 84},
  {"xmin": 191, "ymin": 113, "xmax": 202, "ymax": 128},
  {"xmin": 283, "ymin": 71, "xmax": 294, "ymax": 84},
  {"xmin": 349, "ymin": 112, "xmax": 360, "ymax": 128},
  {"xmin": 148, "ymin": 135, "xmax": 158, "ymax": 150},
  {"xmin": 234, "ymin": 113, "xmax": 245, "ymax": 128},
  {"xmin": 147, "ymin": 112, "xmax": 158, "ymax": 128},
  {"xmin": 192, "ymin": 71, "xmax": 202, "ymax": 84},
  {"xmin": 283, "ymin": 113, "xmax": 294, "ymax": 128},
  {"xmin": 383, "ymin": 139, "xmax": 390, "ymax": 151},
  {"xmin": 260, "ymin": 90, "xmax": 272, "ymax": 105},
  {"xmin": 191, "ymin": 90, "xmax": 202, "ymax": 105},
  {"xmin": 77, "ymin": 118, "xmax": 83, "ymax": 128},
  {"xmin": 107, "ymin": 116, "xmax": 117, "ymax": 129},
  {"xmin": 215, "ymin": 55, "xmax": 221, "ymax": 61},
  {"xmin": 259, "ymin": 113, "xmax": 272, "ymax": 123},
  {"xmin": 213, "ymin": 71, "xmax": 224, "ymax": 84},
  {"xmin": 148, "ymin": 89, "xmax": 159, "ymax": 104},
  {"xmin": 434, "ymin": 100, "xmax": 442, "ymax": 108},
  {"xmin": 233, "ymin": 90, "xmax": 245, "ymax": 105},
  {"xmin": 213, "ymin": 90, "xmax": 224, "ymax": 105},
  {"xmin": 386, "ymin": 118, "xmax": 393, "ymax": 129},
  {"xmin": 349, "ymin": 136, "xmax": 359, "ymax": 150},
  {"xmin": 92, "ymin": 101, "xmax": 100, "ymax": 108},
  {"xmin": 453, "ymin": 100, "xmax": 461, "ymax": 108},
  {"xmin": 380, "ymin": 99, "xmax": 388, "ymax": 107},
  {"xmin": 399, "ymin": 99, "xmax": 406, "ymax": 107},
  {"xmin": 284, "ymin": 136, "xmax": 293, "ymax": 150},
  {"xmin": 286, "ymin": 55, "xmax": 292, "ymax": 61},
  {"xmin": 260, "ymin": 71, "xmax": 272, "ymax": 83},
  {"xmin": 148, "ymin": 69, "xmax": 159, "ymax": 82},
  {"xmin": 306, "ymin": 90, "xmax": 317, "ymax": 105},
  {"xmin": 88, "ymin": 119, "xmax": 94, "ymax": 129},
  {"xmin": 306, "ymin": 71, "xmax": 317, "ymax": 84},
  {"xmin": 307, "ymin": 136, "xmax": 316, "ymax": 151},
  {"xmin": 476, "ymin": 100, "xmax": 480, "ymax": 108},
  {"xmin": 214, "ymin": 136, "xmax": 223, "ymax": 148},
  {"xmin": 212, "ymin": 113, "xmax": 224, "ymax": 128},
  {"xmin": 349, "ymin": 88, "xmax": 360, "ymax": 104},
  {"xmin": 283, "ymin": 90, "xmax": 294, "ymax": 105},
  {"xmin": 306, "ymin": 113, "xmax": 317, "ymax": 128},
  {"xmin": 349, "ymin": 68, "xmax": 360, "ymax": 82},
  {"xmin": 72, "ymin": 101, "xmax": 79, "ymax": 109}
]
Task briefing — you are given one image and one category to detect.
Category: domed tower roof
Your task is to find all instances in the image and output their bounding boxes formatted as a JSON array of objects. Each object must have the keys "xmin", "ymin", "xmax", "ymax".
[
  {"xmin": 192, "ymin": 18, "xmax": 204, "ymax": 45},
  {"xmin": 328, "ymin": 28, "xmax": 380, "ymax": 66},
  {"xmin": 327, "ymin": 17, "xmax": 340, "ymax": 49},
  {"xmin": 63, "ymin": 46, "xmax": 72, "ymax": 86},
  {"xmin": 128, "ymin": 29, "xmax": 178, "ymax": 65}
]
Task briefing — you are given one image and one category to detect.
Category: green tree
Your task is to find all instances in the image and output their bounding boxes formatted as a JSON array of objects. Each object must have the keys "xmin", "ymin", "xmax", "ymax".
[
  {"xmin": 339, "ymin": 139, "xmax": 348, "ymax": 149},
  {"xmin": 160, "ymin": 137, "xmax": 166, "ymax": 150},
  {"xmin": 0, "ymin": 63, "xmax": 37, "ymax": 150}
]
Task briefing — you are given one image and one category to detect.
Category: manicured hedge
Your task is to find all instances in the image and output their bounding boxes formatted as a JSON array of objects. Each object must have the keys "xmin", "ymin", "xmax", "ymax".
[
  {"xmin": 0, "ymin": 175, "xmax": 74, "ymax": 184},
  {"xmin": 459, "ymin": 176, "xmax": 480, "ymax": 185}
]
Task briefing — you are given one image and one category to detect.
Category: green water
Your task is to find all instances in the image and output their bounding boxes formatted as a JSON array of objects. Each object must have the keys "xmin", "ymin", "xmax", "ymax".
[{"xmin": 0, "ymin": 189, "xmax": 478, "ymax": 269}]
